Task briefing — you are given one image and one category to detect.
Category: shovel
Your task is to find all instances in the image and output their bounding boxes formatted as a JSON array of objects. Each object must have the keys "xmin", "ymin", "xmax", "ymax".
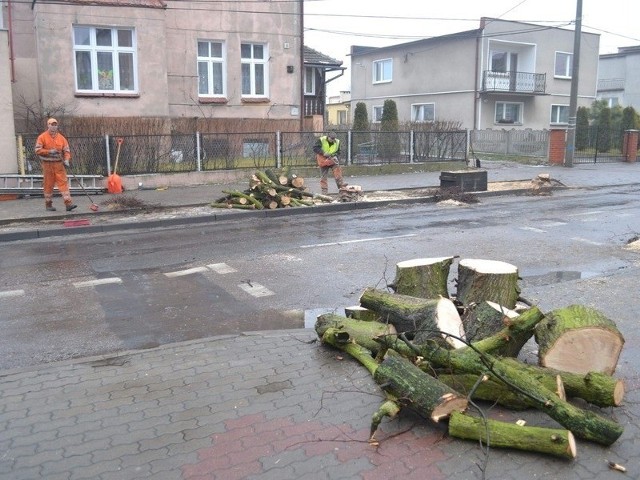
[
  {"xmin": 107, "ymin": 137, "xmax": 124, "ymax": 194},
  {"xmin": 66, "ymin": 164, "xmax": 99, "ymax": 211}
]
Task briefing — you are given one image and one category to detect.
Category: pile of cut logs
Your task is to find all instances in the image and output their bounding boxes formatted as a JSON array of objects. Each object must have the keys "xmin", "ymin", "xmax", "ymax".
[
  {"xmin": 211, "ymin": 167, "xmax": 333, "ymax": 209},
  {"xmin": 315, "ymin": 257, "xmax": 626, "ymax": 463}
]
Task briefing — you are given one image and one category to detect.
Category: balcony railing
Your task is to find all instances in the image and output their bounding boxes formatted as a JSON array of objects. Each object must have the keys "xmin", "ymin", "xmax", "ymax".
[
  {"xmin": 304, "ymin": 97, "xmax": 325, "ymax": 116},
  {"xmin": 597, "ymin": 78, "xmax": 625, "ymax": 92},
  {"xmin": 482, "ymin": 71, "xmax": 546, "ymax": 95}
]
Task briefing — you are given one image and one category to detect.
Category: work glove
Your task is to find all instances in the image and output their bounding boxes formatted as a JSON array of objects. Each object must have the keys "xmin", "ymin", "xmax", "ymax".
[{"xmin": 63, "ymin": 160, "xmax": 70, "ymax": 168}]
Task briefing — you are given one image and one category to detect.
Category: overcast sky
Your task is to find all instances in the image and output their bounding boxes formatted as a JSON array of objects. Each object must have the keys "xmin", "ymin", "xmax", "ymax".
[{"xmin": 304, "ymin": 0, "xmax": 640, "ymax": 97}]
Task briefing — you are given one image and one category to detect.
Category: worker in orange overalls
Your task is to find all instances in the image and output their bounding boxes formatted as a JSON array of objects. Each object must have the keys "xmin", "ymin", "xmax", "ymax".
[
  {"xmin": 313, "ymin": 131, "xmax": 347, "ymax": 195},
  {"xmin": 34, "ymin": 118, "xmax": 77, "ymax": 212}
]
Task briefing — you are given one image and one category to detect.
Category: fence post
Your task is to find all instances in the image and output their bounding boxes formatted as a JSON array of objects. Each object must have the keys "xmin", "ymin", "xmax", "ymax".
[
  {"xmin": 623, "ymin": 129, "xmax": 638, "ymax": 163},
  {"xmin": 409, "ymin": 130, "xmax": 414, "ymax": 164},
  {"xmin": 276, "ymin": 131, "xmax": 281, "ymax": 168},
  {"xmin": 347, "ymin": 130, "xmax": 352, "ymax": 165},
  {"xmin": 548, "ymin": 129, "xmax": 566, "ymax": 165},
  {"xmin": 196, "ymin": 131, "xmax": 202, "ymax": 172},
  {"xmin": 105, "ymin": 134, "xmax": 112, "ymax": 174},
  {"xmin": 17, "ymin": 135, "xmax": 25, "ymax": 175}
]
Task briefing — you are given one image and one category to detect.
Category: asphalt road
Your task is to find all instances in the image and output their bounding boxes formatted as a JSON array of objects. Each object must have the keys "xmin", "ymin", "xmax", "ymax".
[{"xmin": 1, "ymin": 185, "xmax": 639, "ymax": 371}]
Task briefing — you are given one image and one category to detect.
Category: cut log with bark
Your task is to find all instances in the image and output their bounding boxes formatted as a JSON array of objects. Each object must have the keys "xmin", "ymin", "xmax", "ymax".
[
  {"xmin": 462, "ymin": 300, "xmax": 519, "ymax": 343},
  {"xmin": 359, "ymin": 288, "xmax": 466, "ymax": 349},
  {"xmin": 391, "ymin": 257, "xmax": 454, "ymax": 298},
  {"xmin": 456, "ymin": 258, "xmax": 520, "ymax": 309},
  {"xmin": 448, "ymin": 411, "xmax": 577, "ymax": 460},
  {"xmin": 534, "ymin": 305, "xmax": 625, "ymax": 375},
  {"xmin": 344, "ymin": 306, "xmax": 379, "ymax": 322},
  {"xmin": 315, "ymin": 313, "xmax": 396, "ymax": 353}
]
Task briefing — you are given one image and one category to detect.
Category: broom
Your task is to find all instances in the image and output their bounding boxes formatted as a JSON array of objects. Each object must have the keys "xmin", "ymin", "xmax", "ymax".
[{"xmin": 107, "ymin": 137, "xmax": 124, "ymax": 194}]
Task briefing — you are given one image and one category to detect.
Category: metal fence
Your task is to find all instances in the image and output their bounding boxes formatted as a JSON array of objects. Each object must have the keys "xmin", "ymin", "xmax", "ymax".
[
  {"xmin": 573, "ymin": 125, "xmax": 627, "ymax": 164},
  {"xmin": 18, "ymin": 130, "xmax": 469, "ymax": 176}
]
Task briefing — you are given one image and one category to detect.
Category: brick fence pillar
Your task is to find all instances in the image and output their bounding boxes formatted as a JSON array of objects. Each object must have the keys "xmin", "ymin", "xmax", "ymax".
[
  {"xmin": 548, "ymin": 128, "xmax": 566, "ymax": 165},
  {"xmin": 623, "ymin": 130, "xmax": 638, "ymax": 163}
]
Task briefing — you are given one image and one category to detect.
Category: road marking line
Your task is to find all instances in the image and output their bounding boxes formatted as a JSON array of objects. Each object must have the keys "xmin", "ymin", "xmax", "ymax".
[
  {"xmin": 568, "ymin": 211, "xmax": 604, "ymax": 217},
  {"xmin": 541, "ymin": 221, "xmax": 567, "ymax": 227},
  {"xmin": 571, "ymin": 237, "xmax": 604, "ymax": 246},
  {"xmin": 164, "ymin": 267, "xmax": 209, "ymax": 278},
  {"xmin": 520, "ymin": 226, "xmax": 546, "ymax": 233},
  {"xmin": 74, "ymin": 278, "xmax": 123, "ymax": 288},
  {"xmin": 207, "ymin": 263, "xmax": 238, "ymax": 274},
  {"xmin": 0, "ymin": 289, "xmax": 25, "ymax": 298},
  {"xmin": 238, "ymin": 282, "xmax": 274, "ymax": 297},
  {"xmin": 299, "ymin": 233, "xmax": 416, "ymax": 249}
]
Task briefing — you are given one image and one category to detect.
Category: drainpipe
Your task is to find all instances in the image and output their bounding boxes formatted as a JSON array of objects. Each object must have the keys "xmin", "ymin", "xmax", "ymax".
[
  {"xmin": 8, "ymin": 0, "xmax": 16, "ymax": 82},
  {"xmin": 473, "ymin": 21, "xmax": 485, "ymax": 131},
  {"xmin": 299, "ymin": 0, "xmax": 304, "ymax": 132}
]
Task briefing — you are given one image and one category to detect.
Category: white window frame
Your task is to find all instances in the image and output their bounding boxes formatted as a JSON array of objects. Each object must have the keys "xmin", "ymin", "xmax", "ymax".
[
  {"xmin": 373, "ymin": 105, "xmax": 384, "ymax": 123},
  {"xmin": 372, "ymin": 58, "xmax": 392, "ymax": 84},
  {"xmin": 337, "ymin": 110, "xmax": 348, "ymax": 125},
  {"xmin": 411, "ymin": 103, "xmax": 435, "ymax": 122},
  {"xmin": 550, "ymin": 104, "xmax": 569, "ymax": 125},
  {"xmin": 197, "ymin": 40, "xmax": 226, "ymax": 97},
  {"xmin": 555, "ymin": 51, "xmax": 572, "ymax": 78},
  {"xmin": 241, "ymin": 42, "xmax": 269, "ymax": 97},
  {"xmin": 495, "ymin": 102, "xmax": 523, "ymax": 124},
  {"xmin": 73, "ymin": 25, "xmax": 138, "ymax": 93},
  {"xmin": 304, "ymin": 67, "xmax": 316, "ymax": 95}
]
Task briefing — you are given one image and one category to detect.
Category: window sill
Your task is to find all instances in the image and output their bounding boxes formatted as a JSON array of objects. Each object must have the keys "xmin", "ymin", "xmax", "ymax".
[
  {"xmin": 241, "ymin": 97, "xmax": 270, "ymax": 104},
  {"xmin": 554, "ymin": 76, "xmax": 572, "ymax": 80},
  {"xmin": 75, "ymin": 92, "xmax": 139, "ymax": 98},
  {"xmin": 199, "ymin": 97, "xmax": 228, "ymax": 104}
]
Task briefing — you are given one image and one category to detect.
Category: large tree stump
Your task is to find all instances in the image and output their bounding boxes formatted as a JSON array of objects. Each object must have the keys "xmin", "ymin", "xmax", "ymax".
[
  {"xmin": 456, "ymin": 259, "xmax": 520, "ymax": 309},
  {"xmin": 535, "ymin": 305, "xmax": 625, "ymax": 375},
  {"xmin": 359, "ymin": 288, "xmax": 465, "ymax": 348},
  {"xmin": 462, "ymin": 300, "xmax": 519, "ymax": 343},
  {"xmin": 391, "ymin": 257, "xmax": 454, "ymax": 298},
  {"xmin": 448, "ymin": 411, "xmax": 577, "ymax": 460}
]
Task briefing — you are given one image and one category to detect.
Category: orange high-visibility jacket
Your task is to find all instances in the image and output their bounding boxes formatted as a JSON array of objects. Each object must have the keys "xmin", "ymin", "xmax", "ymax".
[{"xmin": 35, "ymin": 131, "xmax": 72, "ymax": 162}]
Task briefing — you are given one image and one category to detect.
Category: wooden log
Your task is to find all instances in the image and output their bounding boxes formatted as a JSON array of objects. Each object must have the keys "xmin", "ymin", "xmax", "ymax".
[
  {"xmin": 448, "ymin": 411, "xmax": 577, "ymax": 460},
  {"xmin": 391, "ymin": 257, "xmax": 454, "ymax": 298},
  {"xmin": 456, "ymin": 259, "xmax": 520, "ymax": 309},
  {"xmin": 438, "ymin": 373, "xmax": 536, "ymax": 410},
  {"xmin": 210, "ymin": 202, "xmax": 255, "ymax": 210},
  {"xmin": 411, "ymin": 339, "xmax": 624, "ymax": 445},
  {"xmin": 264, "ymin": 168, "xmax": 280, "ymax": 185},
  {"xmin": 222, "ymin": 190, "xmax": 263, "ymax": 209},
  {"xmin": 315, "ymin": 313, "xmax": 396, "ymax": 353},
  {"xmin": 290, "ymin": 175, "xmax": 305, "ymax": 189},
  {"xmin": 462, "ymin": 300, "xmax": 519, "ymax": 343},
  {"xmin": 359, "ymin": 288, "xmax": 466, "ymax": 348},
  {"xmin": 374, "ymin": 351, "xmax": 468, "ymax": 423},
  {"xmin": 344, "ymin": 306, "xmax": 379, "ymax": 322},
  {"xmin": 279, "ymin": 195, "xmax": 291, "ymax": 207},
  {"xmin": 534, "ymin": 304, "xmax": 625, "ymax": 375}
]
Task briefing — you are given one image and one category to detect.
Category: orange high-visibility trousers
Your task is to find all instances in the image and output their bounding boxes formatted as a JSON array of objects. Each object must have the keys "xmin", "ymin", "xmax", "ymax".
[{"xmin": 41, "ymin": 161, "xmax": 73, "ymax": 206}]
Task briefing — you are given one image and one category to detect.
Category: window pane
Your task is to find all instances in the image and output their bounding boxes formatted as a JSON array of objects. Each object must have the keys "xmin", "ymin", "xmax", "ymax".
[
  {"xmin": 383, "ymin": 60, "xmax": 391, "ymax": 80},
  {"xmin": 74, "ymin": 27, "xmax": 91, "ymax": 46},
  {"xmin": 119, "ymin": 52, "xmax": 134, "ymax": 90},
  {"xmin": 254, "ymin": 64, "xmax": 264, "ymax": 95},
  {"xmin": 491, "ymin": 52, "xmax": 507, "ymax": 72},
  {"xmin": 198, "ymin": 41, "xmax": 209, "ymax": 57},
  {"xmin": 212, "ymin": 63, "xmax": 223, "ymax": 94},
  {"xmin": 117, "ymin": 30, "xmax": 132, "ymax": 48},
  {"xmin": 96, "ymin": 29, "xmax": 112, "ymax": 47},
  {"xmin": 75, "ymin": 51, "xmax": 92, "ymax": 89},
  {"xmin": 211, "ymin": 42, "xmax": 222, "ymax": 58},
  {"xmin": 241, "ymin": 64, "xmax": 251, "ymax": 94},
  {"xmin": 241, "ymin": 44, "xmax": 251, "ymax": 59},
  {"xmin": 97, "ymin": 52, "xmax": 114, "ymax": 90},
  {"xmin": 198, "ymin": 62, "xmax": 208, "ymax": 94},
  {"xmin": 253, "ymin": 44, "xmax": 264, "ymax": 59}
]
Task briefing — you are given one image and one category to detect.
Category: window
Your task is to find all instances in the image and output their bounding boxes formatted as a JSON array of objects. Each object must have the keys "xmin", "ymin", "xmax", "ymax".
[
  {"xmin": 495, "ymin": 102, "xmax": 522, "ymax": 124},
  {"xmin": 241, "ymin": 43, "xmax": 268, "ymax": 97},
  {"xmin": 373, "ymin": 106, "xmax": 384, "ymax": 123},
  {"xmin": 198, "ymin": 40, "xmax": 226, "ymax": 97},
  {"xmin": 373, "ymin": 59, "xmax": 392, "ymax": 83},
  {"xmin": 304, "ymin": 67, "xmax": 315, "ymax": 95},
  {"xmin": 550, "ymin": 105, "xmax": 569, "ymax": 124},
  {"xmin": 411, "ymin": 103, "xmax": 435, "ymax": 122},
  {"xmin": 338, "ymin": 110, "xmax": 348, "ymax": 125},
  {"xmin": 73, "ymin": 26, "xmax": 137, "ymax": 93},
  {"xmin": 555, "ymin": 52, "xmax": 572, "ymax": 78},
  {"xmin": 601, "ymin": 97, "xmax": 619, "ymax": 108}
]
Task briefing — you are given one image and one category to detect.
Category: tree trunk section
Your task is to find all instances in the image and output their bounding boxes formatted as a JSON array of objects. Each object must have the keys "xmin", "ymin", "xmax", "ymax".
[
  {"xmin": 344, "ymin": 306, "xmax": 379, "ymax": 322},
  {"xmin": 391, "ymin": 257, "xmax": 454, "ymax": 298},
  {"xmin": 462, "ymin": 300, "xmax": 519, "ymax": 343},
  {"xmin": 448, "ymin": 411, "xmax": 577, "ymax": 460},
  {"xmin": 359, "ymin": 288, "xmax": 465, "ymax": 348},
  {"xmin": 456, "ymin": 259, "xmax": 520, "ymax": 309},
  {"xmin": 535, "ymin": 305, "xmax": 625, "ymax": 375},
  {"xmin": 315, "ymin": 313, "xmax": 396, "ymax": 353},
  {"xmin": 374, "ymin": 352, "xmax": 468, "ymax": 423}
]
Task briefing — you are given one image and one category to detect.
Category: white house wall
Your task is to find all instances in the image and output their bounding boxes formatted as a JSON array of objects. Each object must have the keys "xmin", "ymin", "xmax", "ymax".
[{"xmin": 0, "ymin": 29, "xmax": 18, "ymax": 174}]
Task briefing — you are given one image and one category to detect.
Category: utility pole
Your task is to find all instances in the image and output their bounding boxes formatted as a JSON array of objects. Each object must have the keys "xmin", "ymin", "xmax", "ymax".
[{"xmin": 564, "ymin": 0, "xmax": 583, "ymax": 168}]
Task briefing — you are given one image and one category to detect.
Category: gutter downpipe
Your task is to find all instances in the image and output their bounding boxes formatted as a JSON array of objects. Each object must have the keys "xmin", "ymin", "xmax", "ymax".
[
  {"xmin": 8, "ymin": 0, "xmax": 16, "ymax": 82},
  {"xmin": 473, "ymin": 20, "xmax": 485, "ymax": 131}
]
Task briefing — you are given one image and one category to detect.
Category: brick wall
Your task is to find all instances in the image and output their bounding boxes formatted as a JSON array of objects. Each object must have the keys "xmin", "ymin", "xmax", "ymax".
[
  {"xmin": 623, "ymin": 130, "xmax": 638, "ymax": 163},
  {"xmin": 548, "ymin": 129, "xmax": 566, "ymax": 165}
]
